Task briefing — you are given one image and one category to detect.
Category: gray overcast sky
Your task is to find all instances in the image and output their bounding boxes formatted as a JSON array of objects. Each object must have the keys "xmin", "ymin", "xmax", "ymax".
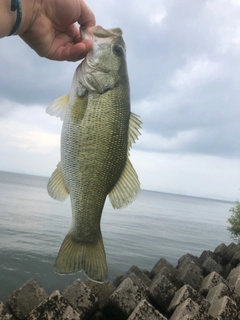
[{"xmin": 0, "ymin": 0, "xmax": 240, "ymax": 201}]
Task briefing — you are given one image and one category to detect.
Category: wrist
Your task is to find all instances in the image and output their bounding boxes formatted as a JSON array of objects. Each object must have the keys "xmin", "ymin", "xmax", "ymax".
[{"xmin": 16, "ymin": 0, "xmax": 41, "ymax": 36}]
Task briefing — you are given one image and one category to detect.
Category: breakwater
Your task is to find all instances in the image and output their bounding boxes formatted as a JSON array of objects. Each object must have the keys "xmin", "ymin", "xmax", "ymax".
[{"xmin": 1, "ymin": 242, "xmax": 240, "ymax": 319}]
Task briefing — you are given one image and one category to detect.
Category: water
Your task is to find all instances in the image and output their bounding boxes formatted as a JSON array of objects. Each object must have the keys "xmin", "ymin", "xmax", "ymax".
[{"xmin": 0, "ymin": 171, "xmax": 234, "ymax": 302}]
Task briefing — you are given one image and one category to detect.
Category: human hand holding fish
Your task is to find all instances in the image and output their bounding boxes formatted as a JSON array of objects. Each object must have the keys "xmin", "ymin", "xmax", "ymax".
[
  {"xmin": 0, "ymin": 0, "xmax": 95, "ymax": 61},
  {"xmin": 47, "ymin": 25, "xmax": 142, "ymax": 282}
]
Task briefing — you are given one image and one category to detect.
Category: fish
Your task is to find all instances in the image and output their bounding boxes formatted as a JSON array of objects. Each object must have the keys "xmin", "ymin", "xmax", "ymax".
[{"xmin": 46, "ymin": 25, "xmax": 142, "ymax": 282}]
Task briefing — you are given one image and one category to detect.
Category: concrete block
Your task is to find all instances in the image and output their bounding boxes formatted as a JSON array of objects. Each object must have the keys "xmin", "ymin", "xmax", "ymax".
[
  {"xmin": 27, "ymin": 290, "xmax": 80, "ymax": 320},
  {"xmin": 4, "ymin": 278, "xmax": 48, "ymax": 319},
  {"xmin": 169, "ymin": 298, "xmax": 213, "ymax": 320},
  {"xmin": 206, "ymin": 282, "xmax": 231, "ymax": 306},
  {"xmin": 85, "ymin": 280, "xmax": 114, "ymax": 309},
  {"xmin": 230, "ymin": 250, "xmax": 240, "ymax": 268},
  {"xmin": 208, "ymin": 296, "xmax": 239, "ymax": 320},
  {"xmin": 167, "ymin": 284, "xmax": 209, "ymax": 316},
  {"xmin": 112, "ymin": 274, "xmax": 124, "ymax": 287},
  {"xmin": 113, "ymin": 265, "xmax": 151, "ymax": 288},
  {"xmin": 199, "ymin": 251, "xmax": 214, "ymax": 265},
  {"xmin": 90, "ymin": 311, "xmax": 108, "ymax": 320},
  {"xmin": 214, "ymin": 243, "xmax": 231, "ymax": 265},
  {"xmin": 0, "ymin": 302, "xmax": 14, "ymax": 320},
  {"xmin": 103, "ymin": 277, "xmax": 147, "ymax": 320},
  {"xmin": 0, "ymin": 314, "xmax": 14, "ymax": 320},
  {"xmin": 177, "ymin": 254, "xmax": 199, "ymax": 269},
  {"xmin": 225, "ymin": 243, "xmax": 239, "ymax": 262},
  {"xmin": 63, "ymin": 279, "xmax": 98, "ymax": 319},
  {"xmin": 150, "ymin": 258, "xmax": 182, "ymax": 289},
  {"xmin": 199, "ymin": 271, "xmax": 225, "ymax": 297},
  {"xmin": 127, "ymin": 299, "xmax": 167, "ymax": 320},
  {"xmin": 201, "ymin": 257, "xmax": 223, "ymax": 276},
  {"xmin": 125, "ymin": 265, "xmax": 151, "ymax": 287},
  {"xmin": 149, "ymin": 274, "xmax": 177, "ymax": 312},
  {"xmin": 150, "ymin": 258, "xmax": 176, "ymax": 279},
  {"xmin": 177, "ymin": 257, "xmax": 204, "ymax": 290},
  {"xmin": 0, "ymin": 302, "xmax": 3, "ymax": 315},
  {"xmin": 227, "ymin": 264, "xmax": 240, "ymax": 280}
]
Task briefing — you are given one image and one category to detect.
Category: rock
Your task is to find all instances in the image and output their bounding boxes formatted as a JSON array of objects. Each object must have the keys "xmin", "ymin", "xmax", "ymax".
[
  {"xmin": 201, "ymin": 257, "xmax": 223, "ymax": 276},
  {"xmin": 150, "ymin": 258, "xmax": 182, "ymax": 289},
  {"xmin": 142, "ymin": 269, "xmax": 151, "ymax": 278},
  {"xmin": 208, "ymin": 296, "xmax": 239, "ymax": 320},
  {"xmin": 149, "ymin": 274, "xmax": 177, "ymax": 313},
  {"xmin": 27, "ymin": 290, "xmax": 80, "ymax": 320},
  {"xmin": 214, "ymin": 243, "xmax": 231, "ymax": 265},
  {"xmin": 89, "ymin": 311, "xmax": 108, "ymax": 320},
  {"xmin": 113, "ymin": 266, "xmax": 151, "ymax": 288},
  {"xmin": 63, "ymin": 279, "xmax": 98, "ymax": 319},
  {"xmin": 127, "ymin": 299, "xmax": 167, "ymax": 320},
  {"xmin": 125, "ymin": 273, "xmax": 150, "ymax": 298},
  {"xmin": 4, "ymin": 278, "xmax": 48, "ymax": 319},
  {"xmin": 125, "ymin": 266, "xmax": 151, "ymax": 287},
  {"xmin": 177, "ymin": 254, "xmax": 199, "ymax": 269},
  {"xmin": 199, "ymin": 271, "xmax": 225, "ymax": 297},
  {"xmin": 225, "ymin": 243, "xmax": 238, "ymax": 261},
  {"xmin": 222, "ymin": 262, "xmax": 233, "ymax": 279},
  {"xmin": 227, "ymin": 266, "xmax": 240, "ymax": 296},
  {"xmin": 169, "ymin": 298, "xmax": 213, "ymax": 320},
  {"xmin": 103, "ymin": 277, "xmax": 147, "ymax": 320},
  {"xmin": 112, "ymin": 274, "xmax": 125, "ymax": 288},
  {"xmin": 0, "ymin": 302, "xmax": 14, "ymax": 320},
  {"xmin": 167, "ymin": 284, "xmax": 209, "ymax": 316},
  {"xmin": 150, "ymin": 258, "xmax": 176, "ymax": 279},
  {"xmin": 230, "ymin": 249, "xmax": 240, "ymax": 268},
  {"xmin": 206, "ymin": 282, "xmax": 231, "ymax": 306},
  {"xmin": 227, "ymin": 264, "xmax": 240, "ymax": 280},
  {"xmin": 177, "ymin": 257, "xmax": 204, "ymax": 290},
  {"xmin": 85, "ymin": 280, "xmax": 114, "ymax": 309},
  {"xmin": 199, "ymin": 251, "xmax": 214, "ymax": 266},
  {"xmin": 0, "ymin": 302, "xmax": 3, "ymax": 315},
  {"xmin": 0, "ymin": 314, "xmax": 14, "ymax": 320}
]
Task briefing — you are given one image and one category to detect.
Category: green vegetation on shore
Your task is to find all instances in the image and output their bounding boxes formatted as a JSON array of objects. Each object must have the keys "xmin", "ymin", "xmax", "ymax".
[{"xmin": 228, "ymin": 200, "xmax": 240, "ymax": 243}]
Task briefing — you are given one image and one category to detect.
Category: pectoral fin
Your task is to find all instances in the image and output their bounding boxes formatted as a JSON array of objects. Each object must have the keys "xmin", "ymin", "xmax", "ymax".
[
  {"xmin": 47, "ymin": 162, "xmax": 69, "ymax": 201},
  {"xmin": 46, "ymin": 95, "xmax": 69, "ymax": 120},
  {"xmin": 108, "ymin": 158, "xmax": 140, "ymax": 209}
]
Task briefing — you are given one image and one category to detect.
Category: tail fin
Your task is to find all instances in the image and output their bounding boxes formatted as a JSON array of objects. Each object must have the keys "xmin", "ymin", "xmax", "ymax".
[{"xmin": 54, "ymin": 231, "xmax": 108, "ymax": 282}]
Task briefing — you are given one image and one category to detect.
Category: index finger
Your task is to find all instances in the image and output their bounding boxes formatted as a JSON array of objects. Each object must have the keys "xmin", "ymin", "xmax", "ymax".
[{"xmin": 78, "ymin": 0, "xmax": 96, "ymax": 28}]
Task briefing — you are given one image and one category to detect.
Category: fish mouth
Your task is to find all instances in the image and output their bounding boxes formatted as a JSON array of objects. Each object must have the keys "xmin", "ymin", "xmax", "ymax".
[{"xmin": 81, "ymin": 25, "xmax": 122, "ymax": 41}]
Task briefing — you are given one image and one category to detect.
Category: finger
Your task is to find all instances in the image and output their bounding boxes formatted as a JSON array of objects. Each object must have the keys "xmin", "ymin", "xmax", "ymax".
[
  {"xmin": 77, "ymin": 0, "xmax": 96, "ymax": 28},
  {"xmin": 50, "ymin": 40, "xmax": 92, "ymax": 61}
]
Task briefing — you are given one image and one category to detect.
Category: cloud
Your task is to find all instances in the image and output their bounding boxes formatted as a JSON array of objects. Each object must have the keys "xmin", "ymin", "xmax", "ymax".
[
  {"xmin": 0, "ymin": 103, "xmax": 61, "ymax": 175},
  {"xmin": 0, "ymin": 0, "xmax": 240, "ymax": 199}
]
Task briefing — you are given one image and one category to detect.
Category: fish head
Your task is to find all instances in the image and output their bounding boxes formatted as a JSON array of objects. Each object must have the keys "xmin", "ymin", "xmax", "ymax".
[{"xmin": 77, "ymin": 26, "xmax": 128, "ymax": 94}]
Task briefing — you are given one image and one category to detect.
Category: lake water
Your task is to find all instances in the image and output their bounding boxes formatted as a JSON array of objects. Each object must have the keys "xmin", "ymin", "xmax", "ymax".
[{"xmin": 0, "ymin": 171, "xmax": 234, "ymax": 301}]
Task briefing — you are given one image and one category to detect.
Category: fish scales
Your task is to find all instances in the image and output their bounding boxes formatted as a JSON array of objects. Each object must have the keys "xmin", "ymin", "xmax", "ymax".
[
  {"xmin": 62, "ymin": 87, "xmax": 130, "ymax": 240},
  {"xmin": 46, "ymin": 25, "xmax": 142, "ymax": 282}
]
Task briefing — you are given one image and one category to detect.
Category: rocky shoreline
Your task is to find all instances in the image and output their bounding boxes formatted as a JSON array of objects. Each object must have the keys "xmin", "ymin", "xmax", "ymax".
[{"xmin": 1, "ymin": 242, "xmax": 240, "ymax": 319}]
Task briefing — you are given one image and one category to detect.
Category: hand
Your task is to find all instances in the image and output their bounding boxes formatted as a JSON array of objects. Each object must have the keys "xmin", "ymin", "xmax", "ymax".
[{"xmin": 19, "ymin": 0, "xmax": 95, "ymax": 61}]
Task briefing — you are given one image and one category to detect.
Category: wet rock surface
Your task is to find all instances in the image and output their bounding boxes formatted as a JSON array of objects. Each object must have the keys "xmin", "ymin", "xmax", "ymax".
[{"xmin": 1, "ymin": 242, "xmax": 240, "ymax": 320}]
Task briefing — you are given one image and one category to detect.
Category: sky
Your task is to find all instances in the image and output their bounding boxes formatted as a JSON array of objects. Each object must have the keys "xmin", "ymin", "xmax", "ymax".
[{"xmin": 0, "ymin": 0, "xmax": 240, "ymax": 201}]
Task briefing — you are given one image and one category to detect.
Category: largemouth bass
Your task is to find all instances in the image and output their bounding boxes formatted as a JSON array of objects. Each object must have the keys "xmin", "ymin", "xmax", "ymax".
[{"xmin": 46, "ymin": 26, "xmax": 141, "ymax": 282}]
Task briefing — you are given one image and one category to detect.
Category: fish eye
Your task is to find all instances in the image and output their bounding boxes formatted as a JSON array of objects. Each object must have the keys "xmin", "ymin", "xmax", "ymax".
[{"xmin": 113, "ymin": 44, "xmax": 124, "ymax": 56}]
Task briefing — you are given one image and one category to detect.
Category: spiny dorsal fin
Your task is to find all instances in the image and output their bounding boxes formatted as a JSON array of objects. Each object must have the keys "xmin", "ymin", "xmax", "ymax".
[
  {"xmin": 46, "ymin": 95, "xmax": 69, "ymax": 121},
  {"xmin": 108, "ymin": 158, "xmax": 140, "ymax": 209},
  {"xmin": 128, "ymin": 112, "xmax": 142, "ymax": 150},
  {"xmin": 47, "ymin": 162, "xmax": 69, "ymax": 201}
]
